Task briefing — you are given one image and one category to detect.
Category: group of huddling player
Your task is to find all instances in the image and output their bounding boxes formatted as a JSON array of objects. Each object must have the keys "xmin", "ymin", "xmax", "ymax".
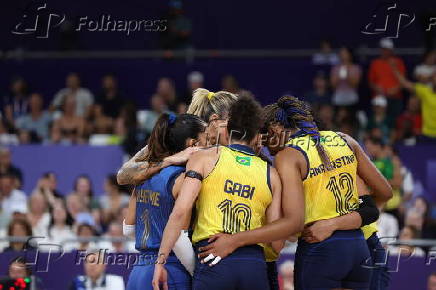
[{"xmin": 117, "ymin": 88, "xmax": 393, "ymax": 290}]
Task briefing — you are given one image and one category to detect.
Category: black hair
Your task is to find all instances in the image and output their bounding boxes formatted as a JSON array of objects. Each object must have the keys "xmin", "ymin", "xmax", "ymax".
[
  {"xmin": 262, "ymin": 96, "xmax": 330, "ymax": 167},
  {"xmin": 145, "ymin": 113, "xmax": 206, "ymax": 164},
  {"xmin": 227, "ymin": 95, "xmax": 263, "ymax": 142},
  {"xmin": 73, "ymin": 174, "xmax": 94, "ymax": 197}
]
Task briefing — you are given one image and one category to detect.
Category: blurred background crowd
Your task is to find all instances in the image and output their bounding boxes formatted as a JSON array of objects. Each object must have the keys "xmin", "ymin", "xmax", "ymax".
[
  {"xmin": 1, "ymin": 38, "xmax": 436, "ymax": 257},
  {"xmin": 1, "ymin": 0, "xmax": 436, "ymax": 288}
]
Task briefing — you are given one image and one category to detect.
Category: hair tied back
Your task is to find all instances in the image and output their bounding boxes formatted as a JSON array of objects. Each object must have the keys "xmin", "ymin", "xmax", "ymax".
[
  {"xmin": 207, "ymin": 92, "xmax": 215, "ymax": 100},
  {"xmin": 168, "ymin": 113, "xmax": 177, "ymax": 125}
]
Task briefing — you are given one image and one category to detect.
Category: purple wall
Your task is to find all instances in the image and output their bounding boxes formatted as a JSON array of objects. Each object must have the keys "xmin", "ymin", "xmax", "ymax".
[
  {"xmin": 0, "ymin": 251, "xmax": 434, "ymax": 289},
  {"xmin": 9, "ymin": 145, "xmax": 124, "ymax": 195}
]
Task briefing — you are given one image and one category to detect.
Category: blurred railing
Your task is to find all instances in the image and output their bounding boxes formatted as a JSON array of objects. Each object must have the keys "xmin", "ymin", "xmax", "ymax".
[
  {"xmin": 1, "ymin": 236, "xmax": 436, "ymax": 252},
  {"xmin": 1, "ymin": 47, "xmax": 426, "ymax": 60}
]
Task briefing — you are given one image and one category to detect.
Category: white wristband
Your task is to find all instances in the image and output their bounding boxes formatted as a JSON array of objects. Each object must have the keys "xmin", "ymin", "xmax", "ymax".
[{"xmin": 123, "ymin": 220, "xmax": 135, "ymax": 237}]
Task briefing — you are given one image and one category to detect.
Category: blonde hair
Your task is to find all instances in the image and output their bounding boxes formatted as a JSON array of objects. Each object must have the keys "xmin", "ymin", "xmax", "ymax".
[{"xmin": 187, "ymin": 88, "xmax": 238, "ymax": 122}]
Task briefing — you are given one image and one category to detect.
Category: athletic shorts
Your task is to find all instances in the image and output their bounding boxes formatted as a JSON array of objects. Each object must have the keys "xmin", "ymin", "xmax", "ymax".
[
  {"xmin": 266, "ymin": 261, "xmax": 279, "ymax": 290},
  {"xmin": 126, "ymin": 251, "xmax": 191, "ymax": 290},
  {"xmin": 294, "ymin": 229, "xmax": 372, "ymax": 290},
  {"xmin": 193, "ymin": 240, "xmax": 270, "ymax": 290},
  {"xmin": 367, "ymin": 233, "xmax": 390, "ymax": 290}
]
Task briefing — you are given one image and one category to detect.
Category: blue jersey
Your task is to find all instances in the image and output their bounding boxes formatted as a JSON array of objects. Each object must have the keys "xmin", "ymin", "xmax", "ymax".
[{"xmin": 134, "ymin": 166, "xmax": 185, "ymax": 251}]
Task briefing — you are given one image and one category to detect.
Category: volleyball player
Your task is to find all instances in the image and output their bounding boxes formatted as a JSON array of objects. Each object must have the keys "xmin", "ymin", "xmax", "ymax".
[
  {"xmin": 125, "ymin": 113, "xmax": 206, "ymax": 290},
  {"xmin": 152, "ymin": 96, "xmax": 298, "ymax": 290},
  {"xmin": 116, "ymin": 88, "xmax": 237, "ymax": 186},
  {"xmin": 199, "ymin": 96, "xmax": 392, "ymax": 289}
]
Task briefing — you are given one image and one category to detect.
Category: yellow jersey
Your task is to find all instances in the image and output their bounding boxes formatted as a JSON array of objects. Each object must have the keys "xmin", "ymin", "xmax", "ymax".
[
  {"xmin": 192, "ymin": 144, "xmax": 276, "ymax": 259},
  {"xmin": 286, "ymin": 131, "xmax": 360, "ymax": 225},
  {"xmin": 362, "ymin": 222, "xmax": 378, "ymax": 239}
]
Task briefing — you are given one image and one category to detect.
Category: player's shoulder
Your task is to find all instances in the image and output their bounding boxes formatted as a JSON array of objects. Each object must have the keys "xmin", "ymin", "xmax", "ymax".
[{"xmin": 190, "ymin": 145, "xmax": 221, "ymax": 161}]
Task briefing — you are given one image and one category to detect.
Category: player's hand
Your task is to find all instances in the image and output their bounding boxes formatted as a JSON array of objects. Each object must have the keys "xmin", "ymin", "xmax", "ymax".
[
  {"xmin": 152, "ymin": 264, "xmax": 168, "ymax": 290},
  {"xmin": 198, "ymin": 233, "xmax": 237, "ymax": 266},
  {"xmin": 163, "ymin": 147, "xmax": 202, "ymax": 166},
  {"xmin": 302, "ymin": 219, "xmax": 336, "ymax": 243}
]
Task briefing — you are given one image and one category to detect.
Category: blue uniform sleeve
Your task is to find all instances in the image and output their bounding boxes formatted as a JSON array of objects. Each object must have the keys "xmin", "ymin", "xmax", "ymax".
[{"xmin": 166, "ymin": 167, "xmax": 186, "ymax": 196}]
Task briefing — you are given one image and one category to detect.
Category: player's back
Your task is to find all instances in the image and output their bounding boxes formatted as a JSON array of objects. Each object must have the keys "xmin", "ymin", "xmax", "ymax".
[
  {"xmin": 286, "ymin": 130, "xmax": 359, "ymax": 225},
  {"xmin": 134, "ymin": 165, "xmax": 185, "ymax": 251},
  {"xmin": 192, "ymin": 144, "xmax": 272, "ymax": 244}
]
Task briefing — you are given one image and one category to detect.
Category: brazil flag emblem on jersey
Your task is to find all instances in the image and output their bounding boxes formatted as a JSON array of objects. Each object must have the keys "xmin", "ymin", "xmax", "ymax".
[{"xmin": 236, "ymin": 156, "xmax": 251, "ymax": 166}]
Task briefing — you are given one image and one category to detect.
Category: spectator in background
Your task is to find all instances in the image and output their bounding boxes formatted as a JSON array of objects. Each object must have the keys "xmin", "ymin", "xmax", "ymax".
[
  {"xmin": 155, "ymin": 78, "xmax": 178, "ymax": 112},
  {"xmin": 317, "ymin": 104, "xmax": 335, "ymax": 130},
  {"xmin": 140, "ymin": 94, "xmax": 167, "ymax": 135},
  {"xmin": 390, "ymin": 225, "xmax": 425, "ymax": 257},
  {"xmin": 391, "ymin": 62, "xmax": 436, "ymax": 144},
  {"xmin": 0, "ymin": 147, "xmax": 23, "ymax": 188},
  {"xmin": 330, "ymin": 47, "xmax": 361, "ymax": 108},
  {"xmin": 7, "ymin": 256, "xmax": 31, "ymax": 280},
  {"xmin": 428, "ymin": 272, "xmax": 436, "ymax": 290},
  {"xmin": 221, "ymin": 74, "xmax": 251, "ymax": 96},
  {"xmin": 0, "ymin": 120, "xmax": 19, "ymax": 146},
  {"xmin": 52, "ymin": 95, "xmax": 86, "ymax": 144},
  {"xmin": 75, "ymin": 224, "xmax": 98, "ymax": 252},
  {"xmin": 51, "ymin": 73, "xmax": 94, "ymax": 117},
  {"xmin": 100, "ymin": 222, "xmax": 129, "ymax": 253},
  {"xmin": 66, "ymin": 194, "xmax": 87, "ymax": 223},
  {"xmin": 159, "ymin": 0, "xmax": 192, "ymax": 50},
  {"xmin": 99, "ymin": 175, "xmax": 129, "ymax": 226},
  {"xmin": 395, "ymin": 97, "xmax": 422, "ymax": 143},
  {"xmin": 48, "ymin": 204, "xmax": 75, "ymax": 247},
  {"xmin": 183, "ymin": 71, "xmax": 204, "ymax": 104},
  {"xmin": 27, "ymin": 192, "xmax": 50, "ymax": 238},
  {"xmin": 114, "ymin": 102, "xmax": 141, "ymax": 156},
  {"xmin": 70, "ymin": 249, "xmax": 125, "ymax": 290},
  {"xmin": 304, "ymin": 72, "xmax": 331, "ymax": 109},
  {"xmin": 32, "ymin": 172, "xmax": 63, "ymax": 210},
  {"xmin": 70, "ymin": 175, "xmax": 98, "ymax": 210},
  {"xmin": 414, "ymin": 50, "xmax": 436, "ymax": 85},
  {"xmin": 368, "ymin": 38, "xmax": 406, "ymax": 120},
  {"xmin": 86, "ymin": 104, "xmax": 113, "ymax": 135},
  {"xmin": 366, "ymin": 96, "xmax": 393, "ymax": 143},
  {"xmin": 4, "ymin": 218, "xmax": 34, "ymax": 252},
  {"xmin": 278, "ymin": 260, "xmax": 294, "ymax": 290},
  {"xmin": 95, "ymin": 74, "xmax": 124, "ymax": 119},
  {"xmin": 15, "ymin": 93, "xmax": 52, "ymax": 141},
  {"xmin": 0, "ymin": 174, "xmax": 27, "ymax": 219},
  {"xmin": 312, "ymin": 39, "xmax": 339, "ymax": 66},
  {"xmin": 377, "ymin": 210, "xmax": 399, "ymax": 244},
  {"xmin": 2, "ymin": 77, "xmax": 29, "ymax": 126}
]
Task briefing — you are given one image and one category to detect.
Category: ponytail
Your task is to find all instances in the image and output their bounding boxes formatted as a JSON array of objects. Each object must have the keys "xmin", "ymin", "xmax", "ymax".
[
  {"xmin": 144, "ymin": 113, "xmax": 174, "ymax": 164},
  {"xmin": 145, "ymin": 113, "xmax": 206, "ymax": 164},
  {"xmin": 187, "ymin": 88, "xmax": 238, "ymax": 122}
]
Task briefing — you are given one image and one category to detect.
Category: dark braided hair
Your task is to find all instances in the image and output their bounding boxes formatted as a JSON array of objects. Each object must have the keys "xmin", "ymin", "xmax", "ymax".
[{"xmin": 262, "ymin": 96, "xmax": 331, "ymax": 168}]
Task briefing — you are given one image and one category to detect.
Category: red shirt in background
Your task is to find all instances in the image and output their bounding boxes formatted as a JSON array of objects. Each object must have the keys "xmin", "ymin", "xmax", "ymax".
[
  {"xmin": 396, "ymin": 112, "xmax": 422, "ymax": 136},
  {"xmin": 368, "ymin": 56, "xmax": 406, "ymax": 99}
]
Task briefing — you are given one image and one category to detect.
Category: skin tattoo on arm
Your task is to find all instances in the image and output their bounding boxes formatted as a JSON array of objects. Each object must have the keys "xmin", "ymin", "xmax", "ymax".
[{"xmin": 117, "ymin": 146, "xmax": 161, "ymax": 185}]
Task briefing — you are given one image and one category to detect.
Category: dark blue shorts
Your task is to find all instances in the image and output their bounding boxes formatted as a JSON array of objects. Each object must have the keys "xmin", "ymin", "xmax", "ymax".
[
  {"xmin": 367, "ymin": 233, "xmax": 390, "ymax": 290},
  {"xmin": 126, "ymin": 251, "xmax": 191, "ymax": 290},
  {"xmin": 193, "ymin": 240, "xmax": 270, "ymax": 290},
  {"xmin": 266, "ymin": 261, "xmax": 279, "ymax": 290},
  {"xmin": 294, "ymin": 229, "xmax": 372, "ymax": 290}
]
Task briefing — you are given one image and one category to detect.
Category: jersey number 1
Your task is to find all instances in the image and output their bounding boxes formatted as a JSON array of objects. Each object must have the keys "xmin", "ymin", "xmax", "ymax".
[
  {"xmin": 218, "ymin": 199, "xmax": 252, "ymax": 233},
  {"xmin": 326, "ymin": 172, "xmax": 356, "ymax": 215}
]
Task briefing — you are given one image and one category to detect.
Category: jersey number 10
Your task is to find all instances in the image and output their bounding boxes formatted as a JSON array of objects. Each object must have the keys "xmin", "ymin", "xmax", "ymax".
[{"xmin": 218, "ymin": 199, "xmax": 252, "ymax": 234}]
